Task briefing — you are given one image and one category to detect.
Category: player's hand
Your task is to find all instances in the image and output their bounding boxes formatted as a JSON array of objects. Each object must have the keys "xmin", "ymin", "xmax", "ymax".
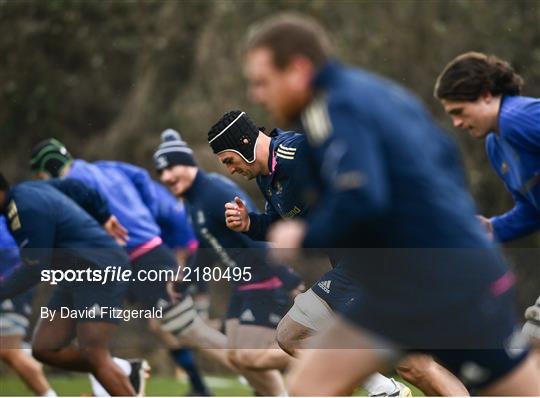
[
  {"xmin": 225, "ymin": 196, "xmax": 250, "ymax": 232},
  {"xmin": 476, "ymin": 215, "xmax": 494, "ymax": 241},
  {"xmin": 267, "ymin": 220, "xmax": 306, "ymax": 263},
  {"xmin": 103, "ymin": 215, "xmax": 129, "ymax": 246}
]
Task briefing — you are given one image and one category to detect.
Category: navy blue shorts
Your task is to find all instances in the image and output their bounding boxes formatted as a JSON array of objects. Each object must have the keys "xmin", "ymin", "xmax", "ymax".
[
  {"xmin": 310, "ymin": 267, "xmax": 361, "ymax": 314},
  {"xmin": 127, "ymin": 244, "xmax": 177, "ymax": 310},
  {"xmin": 0, "ymin": 289, "xmax": 34, "ymax": 336},
  {"xmin": 48, "ymin": 278, "xmax": 128, "ymax": 324},
  {"xmin": 227, "ymin": 287, "xmax": 291, "ymax": 328},
  {"xmin": 342, "ymin": 283, "xmax": 528, "ymax": 390}
]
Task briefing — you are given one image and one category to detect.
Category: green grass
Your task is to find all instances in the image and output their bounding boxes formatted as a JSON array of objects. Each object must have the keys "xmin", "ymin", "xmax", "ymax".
[{"xmin": 0, "ymin": 374, "xmax": 423, "ymax": 396}]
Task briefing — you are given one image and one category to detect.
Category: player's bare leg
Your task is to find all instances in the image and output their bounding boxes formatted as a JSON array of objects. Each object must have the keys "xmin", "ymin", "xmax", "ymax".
[
  {"xmin": 478, "ymin": 353, "xmax": 539, "ymax": 396},
  {"xmin": 226, "ymin": 319, "xmax": 287, "ymax": 396},
  {"xmin": 397, "ymin": 354, "xmax": 469, "ymax": 396},
  {"xmin": 287, "ymin": 318, "xmax": 392, "ymax": 396},
  {"xmin": 0, "ymin": 334, "xmax": 55, "ymax": 396},
  {"xmin": 276, "ymin": 314, "xmax": 316, "ymax": 357},
  {"xmin": 151, "ymin": 315, "xmax": 239, "ymax": 372},
  {"xmin": 32, "ymin": 317, "xmax": 135, "ymax": 396}
]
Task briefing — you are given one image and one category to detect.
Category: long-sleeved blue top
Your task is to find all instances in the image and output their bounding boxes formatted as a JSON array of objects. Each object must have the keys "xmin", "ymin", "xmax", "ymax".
[
  {"xmin": 0, "ymin": 215, "xmax": 20, "ymax": 280},
  {"xmin": 296, "ymin": 60, "xmax": 509, "ymax": 303},
  {"xmin": 151, "ymin": 180, "xmax": 198, "ymax": 251},
  {"xmin": 486, "ymin": 95, "xmax": 540, "ymax": 241},
  {"xmin": 247, "ymin": 129, "xmax": 312, "ymax": 241},
  {"xmin": 183, "ymin": 170, "xmax": 300, "ymax": 287},
  {"xmin": 66, "ymin": 160, "xmax": 161, "ymax": 249},
  {"xmin": 0, "ymin": 179, "xmax": 128, "ymax": 300}
]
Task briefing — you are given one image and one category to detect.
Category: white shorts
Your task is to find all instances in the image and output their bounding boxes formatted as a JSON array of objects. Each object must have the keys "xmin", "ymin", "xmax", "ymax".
[
  {"xmin": 522, "ymin": 295, "xmax": 540, "ymax": 340},
  {"xmin": 286, "ymin": 288, "xmax": 334, "ymax": 331}
]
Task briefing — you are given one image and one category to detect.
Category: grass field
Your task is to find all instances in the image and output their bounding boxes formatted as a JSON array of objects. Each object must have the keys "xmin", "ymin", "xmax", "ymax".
[{"xmin": 0, "ymin": 374, "xmax": 423, "ymax": 396}]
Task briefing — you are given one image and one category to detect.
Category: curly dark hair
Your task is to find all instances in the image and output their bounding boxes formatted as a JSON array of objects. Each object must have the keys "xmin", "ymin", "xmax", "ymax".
[{"xmin": 434, "ymin": 52, "xmax": 523, "ymax": 101}]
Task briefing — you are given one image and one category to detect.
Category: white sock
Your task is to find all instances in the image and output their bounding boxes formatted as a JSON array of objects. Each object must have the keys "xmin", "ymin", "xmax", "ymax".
[
  {"xmin": 89, "ymin": 357, "xmax": 132, "ymax": 397},
  {"xmin": 278, "ymin": 390, "xmax": 289, "ymax": 396},
  {"xmin": 362, "ymin": 373, "xmax": 396, "ymax": 396},
  {"xmin": 41, "ymin": 388, "xmax": 57, "ymax": 397},
  {"xmin": 113, "ymin": 357, "xmax": 132, "ymax": 376}
]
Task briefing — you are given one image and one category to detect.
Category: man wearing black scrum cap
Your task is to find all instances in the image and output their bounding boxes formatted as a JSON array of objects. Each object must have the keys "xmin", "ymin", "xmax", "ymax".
[
  {"xmin": 208, "ymin": 111, "xmax": 413, "ymax": 397},
  {"xmin": 154, "ymin": 129, "xmax": 305, "ymax": 396}
]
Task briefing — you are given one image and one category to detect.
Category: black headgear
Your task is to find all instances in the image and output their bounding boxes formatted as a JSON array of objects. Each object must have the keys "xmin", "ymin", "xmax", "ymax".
[
  {"xmin": 153, "ymin": 129, "xmax": 196, "ymax": 171},
  {"xmin": 208, "ymin": 111, "xmax": 259, "ymax": 163},
  {"xmin": 29, "ymin": 138, "xmax": 72, "ymax": 177}
]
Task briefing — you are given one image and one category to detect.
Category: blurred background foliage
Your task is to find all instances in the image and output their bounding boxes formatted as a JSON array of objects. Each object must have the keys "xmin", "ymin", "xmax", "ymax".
[{"xmin": 0, "ymin": 0, "xmax": 538, "ymax": 305}]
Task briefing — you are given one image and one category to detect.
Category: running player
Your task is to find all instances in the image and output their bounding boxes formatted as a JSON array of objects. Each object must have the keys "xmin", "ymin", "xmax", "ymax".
[
  {"xmin": 241, "ymin": 13, "xmax": 538, "ymax": 396},
  {"xmin": 29, "ymin": 139, "xmax": 233, "ymax": 388},
  {"xmin": 0, "ymin": 215, "xmax": 57, "ymax": 397},
  {"xmin": 0, "ymin": 174, "xmax": 136, "ymax": 395},
  {"xmin": 435, "ymin": 51, "xmax": 540, "ymax": 360},
  {"xmin": 208, "ymin": 109, "xmax": 411, "ymax": 396},
  {"xmin": 154, "ymin": 129, "xmax": 302, "ymax": 396}
]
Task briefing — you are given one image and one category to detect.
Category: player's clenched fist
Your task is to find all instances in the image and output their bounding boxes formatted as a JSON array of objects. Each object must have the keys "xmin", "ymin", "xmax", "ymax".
[{"xmin": 224, "ymin": 196, "xmax": 250, "ymax": 232}]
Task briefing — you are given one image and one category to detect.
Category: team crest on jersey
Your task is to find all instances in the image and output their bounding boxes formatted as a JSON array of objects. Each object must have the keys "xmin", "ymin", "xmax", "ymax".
[
  {"xmin": 301, "ymin": 93, "xmax": 332, "ymax": 146},
  {"xmin": 501, "ymin": 162, "xmax": 509, "ymax": 174}
]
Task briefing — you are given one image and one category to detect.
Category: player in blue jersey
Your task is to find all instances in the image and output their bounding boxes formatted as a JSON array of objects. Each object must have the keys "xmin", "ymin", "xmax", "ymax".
[
  {"xmin": 29, "ymin": 139, "xmax": 228, "ymax": 395},
  {"xmin": 0, "ymin": 174, "xmax": 139, "ymax": 395},
  {"xmin": 435, "ymin": 51, "xmax": 540, "ymax": 362},
  {"xmin": 154, "ymin": 129, "xmax": 304, "ymax": 396},
  {"xmin": 208, "ymin": 109, "xmax": 412, "ymax": 397},
  {"xmin": 241, "ymin": 13, "xmax": 538, "ymax": 396},
  {"xmin": 0, "ymin": 215, "xmax": 58, "ymax": 397}
]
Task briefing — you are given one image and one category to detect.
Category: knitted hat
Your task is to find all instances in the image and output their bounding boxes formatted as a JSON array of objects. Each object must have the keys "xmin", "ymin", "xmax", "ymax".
[
  {"xmin": 30, "ymin": 138, "xmax": 72, "ymax": 177},
  {"xmin": 153, "ymin": 129, "xmax": 196, "ymax": 171},
  {"xmin": 208, "ymin": 111, "xmax": 259, "ymax": 163}
]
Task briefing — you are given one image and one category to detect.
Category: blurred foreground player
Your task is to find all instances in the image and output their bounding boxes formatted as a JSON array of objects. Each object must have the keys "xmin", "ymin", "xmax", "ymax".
[
  {"xmin": 209, "ymin": 110, "xmax": 411, "ymax": 396},
  {"xmin": 0, "ymin": 174, "xmax": 136, "ymax": 395},
  {"xmin": 242, "ymin": 13, "xmax": 538, "ymax": 396},
  {"xmin": 435, "ymin": 51, "xmax": 540, "ymax": 364}
]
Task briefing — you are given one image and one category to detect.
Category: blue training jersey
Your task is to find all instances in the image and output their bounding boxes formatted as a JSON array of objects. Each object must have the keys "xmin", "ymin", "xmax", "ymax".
[
  {"xmin": 296, "ymin": 60, "xmax": 509, "ymax": 303},
  {"xmin": 486, "ymin": 95, "xmax": 540, "ymax": 241},
  {"xmin": 0, "ymin": 216, "xmax": 20, "ymax": 280},
  {"xmin": 183, "ymin": 170, "xmax": 292, "ymax": 285},
  {"xmin": 247, "ymin": 129, "xmax": 312, "ymax": 241},
  {"xmin": 151, "ymin": 180, "xmax": 198, "ymax": 250},
  {"xmin": 0, "ymin": 180, "xmax": 129, "ymax": 299},
  {"xmin": 67, "ymin": 159, "xmax": 161, "ymax": 249}
]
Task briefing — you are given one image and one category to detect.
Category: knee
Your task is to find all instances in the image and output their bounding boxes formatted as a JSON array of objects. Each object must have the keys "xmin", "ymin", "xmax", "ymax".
[
  {"xmin": 32, "ymin": 347, "xmax": 53, "ymax": 365},
  {"xmin": 397, "ymin": 356, "xmax": 434, "ymax": 385}
]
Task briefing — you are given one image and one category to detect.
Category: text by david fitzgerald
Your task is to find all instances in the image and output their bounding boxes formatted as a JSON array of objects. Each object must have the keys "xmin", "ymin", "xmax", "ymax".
[{"xmin": 41, "ymin": 306, "xmax": 162, "ymax": 322}]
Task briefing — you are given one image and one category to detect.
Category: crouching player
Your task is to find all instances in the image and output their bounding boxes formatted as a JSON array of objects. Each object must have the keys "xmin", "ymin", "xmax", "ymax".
[
  {"xmin": 0, "ymin": 215, "xmax": 57, "ymax": 397},
  {"xmin": 208, "ymin": 110, "xmax": 412, "ymax": 396},
  {"xmin": 435, "ymin": 51, "xmax": 540, "ymax": 368},
  {"xmin": 154, "ymin": 130, "xmax": 303, "ymax": 396},
  {"xmin": 0, "ymin": 174, "xmax": 137, "ymax": 396}
]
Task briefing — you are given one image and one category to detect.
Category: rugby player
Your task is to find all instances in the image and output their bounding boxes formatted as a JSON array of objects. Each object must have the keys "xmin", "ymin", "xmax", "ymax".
[
  {"xmin": 0, "ymin": 174, "xmax": 136, "ymax": 395},
  {"xmin": 241, "ymin": 13, "xmax": 539, "ymax": 396},
  {"xmin": 29, "ymin": 139, "xmax": 236, "ymax": 380},
  {"xmin": 435, "ymin": 51, "xmax": 540, "ymax": 363},
  {"xmin": 154, "ymin": 129, "xmax": 303, "ymax": 396},
  {"xmin": 0, "ymin": 215, "xmax": 57, "ymax": 397},
  {"xmin": 208, "ymin": 109, "xmax": 412, "ymax": 396}
]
